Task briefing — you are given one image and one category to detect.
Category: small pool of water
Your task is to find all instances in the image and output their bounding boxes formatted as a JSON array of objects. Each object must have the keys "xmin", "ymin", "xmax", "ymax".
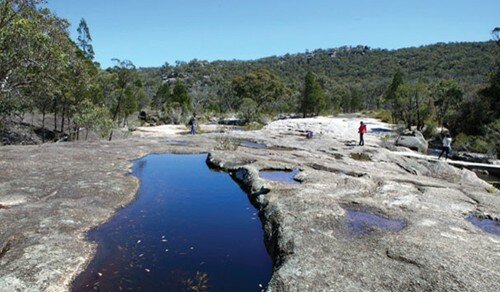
[
  {"xmin": 370, "ymin": 128, "xmax": 394, "ymax": 135},
  {"xmin": 259, "ymin": 168, "xmax": 301, "ymax": 185},
  {"xmin": 427, "ymin": 147, "xmax": 442, "ymax": 157},
  {"xmin": 345, "ymin": 210, "xmax": 406, "ymax": 237},
  {"xmin": 72, "ymin": 154, "xmax": 272, "ymax": 291},
  {"xmin": 466, "ymin": 215, "xmax": 500, "ymax": 236},
  {"xmin": 240, "ymin": 140, "xmax": 267, "ymax": 149}
]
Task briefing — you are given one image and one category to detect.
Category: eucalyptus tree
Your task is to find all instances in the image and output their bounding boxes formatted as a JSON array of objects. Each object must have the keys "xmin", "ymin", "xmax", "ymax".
[
  {"xmin": 430, "ymin": 79, "xmax": 463, "ymax": 131},
  {"xmin": 0, "ymin": 0, "xmax": 50, "ymax": 120},
  {"xmin": 106, "ymin": 59, "xmax": 143, "ymax": 123},
  {"xmin": 394, "ymin": 81, "xmax": 432, "ymax": 131},
  {"xmin": 77, "ymin": 18, "xmax": 94, "ymax": 60}
]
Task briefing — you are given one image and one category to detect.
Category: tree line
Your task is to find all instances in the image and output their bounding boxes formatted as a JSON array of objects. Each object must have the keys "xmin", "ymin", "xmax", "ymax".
[
  {"xmin": 0, "ymin": 0, "xmax": 149, "ymax": 141},
  {"xmin": 1, "ymin": 1, "xmax": 497, "ymax": 156}
]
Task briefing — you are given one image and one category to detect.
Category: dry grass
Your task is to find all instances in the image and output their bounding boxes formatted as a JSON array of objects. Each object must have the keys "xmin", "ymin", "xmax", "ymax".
[{"xmin": 350, "ymin": 153, "xmax": 372, "ymax": 161}]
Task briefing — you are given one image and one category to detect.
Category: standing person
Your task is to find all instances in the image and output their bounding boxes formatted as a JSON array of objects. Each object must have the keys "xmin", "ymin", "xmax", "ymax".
[
  {"xmin": 189, "ymin": 112, "xmax": 197, "ymax": 135},
  {"xmin": 438, "ymin": 133, "xmax": 452, "ymax": 160},
  {"xmin": 358, "ymin": 121, "xmax": 367, "ymax": 146}
]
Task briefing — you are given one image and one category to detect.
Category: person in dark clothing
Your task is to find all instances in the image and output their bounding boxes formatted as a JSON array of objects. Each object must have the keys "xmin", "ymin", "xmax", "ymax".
[
  {"xmin": 438, "ymin": 133, "xmax": 452, "ymax": 160},
  {"xmin": 358, "ymin": 121, "xmax": 367, "ymax": 146},
  {"xmin": 189, "ymin": 112, "xmax": 197, "ymax": 135}
]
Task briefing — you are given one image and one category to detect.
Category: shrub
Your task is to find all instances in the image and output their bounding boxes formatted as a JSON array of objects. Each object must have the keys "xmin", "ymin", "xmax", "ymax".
[
  {"xmin": 422, "ymin": 120, "xmax": 438, "ymax": 139},
  {"xmin": 243, "ymin": 122, "xmax": 264, "ymax": 131},
  {"xmin": 350, "ymin": 153, "xmax": 372, "ymax": 161},
  {"xmin": 238, "ymin": 98, "xmax": 260, "ymax": 124},
  {"xmin": 453, "ymin": 133, "xmax": 494, "ymax": 155},
  {"xmin": 372, "ymin": 109, "xmax": 392, "ymax": 123}
]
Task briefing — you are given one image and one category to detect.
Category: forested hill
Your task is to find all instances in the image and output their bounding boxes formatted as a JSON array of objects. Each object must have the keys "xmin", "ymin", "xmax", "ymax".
[{"xmin": 140, "ymin": 41, "xmax": 497, "ymax": 111}]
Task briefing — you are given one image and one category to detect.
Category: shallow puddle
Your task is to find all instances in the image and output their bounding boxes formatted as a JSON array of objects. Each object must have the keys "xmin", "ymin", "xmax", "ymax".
[
  {"xmin": 345, "ymin": 210, "xmax": 406, "ymax": 237},
  {"xmin": 240, "ymin": 140, "xmax": 267, "ymax": 149},
  {"xmin": 427, "ymin": 148, "xmax": 442, "ymax": 157},
  {"xmin": 259, "ymin": 168, "xmax": 301, "ymax": 185},
  {"xmin": 370, "ymin": 127, "xmax": 394, "ymax": 135},
  {"xmin": 72, "ymin": 154, "xmax": 272, "ymax": 291},
  {"xmin": 466, "ymin": 215, "xmax": 500, "ymax": 236}
]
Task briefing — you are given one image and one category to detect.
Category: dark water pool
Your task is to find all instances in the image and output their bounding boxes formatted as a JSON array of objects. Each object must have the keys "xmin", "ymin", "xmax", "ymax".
[
  {"xmin": 466, "ymin": 215, "xmax": 500, "ymax": 236},
  {"xmin": 259, "ymin": 168, "xmax": 301, "ymax": 185},
  {"xmin": 427, "ymin": 147, "xmax": 442, "ymax": 157},
  {"xmin": 345, "ymin": 210, "xmax": 406, "ymax": 237},
  {"xmin": 370, "ymin": 128, "xmax": 394, "ymax": 135},
  {"xmin": 72, "ymin": 154, "xmax": 272, "ymax": 291}
]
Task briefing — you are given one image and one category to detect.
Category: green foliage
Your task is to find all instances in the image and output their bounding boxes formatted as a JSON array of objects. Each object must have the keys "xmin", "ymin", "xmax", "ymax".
[
  {"xmin": 453, "ymin": 132, "xmax": 496, "ymax": 156},
  {"xmin": 152, "ymin": 83, "xmax": 171, "ymax": 110},
  {"xmin": 372, "ymin": 109, "xmax": 392, "ymax": 123},
  {"xmin": 105, "ymin": 59, "xmax": 145, "ymax": 124},
  {"xmin": 453, "ymin": 69, "xmax": 500, "ymax": 139},
  {"xmin": 77, "ymin": 18, "xmax": 94, "ymax": 60},
  {"xmin": 392, "ymin": 81, "xmax": 433, "ymax": 130},
  {"xmin": 430, "ymin": 78, "xmax": 463, "ymax": 128},
  {"xmin": 232, "ymin": 69, "xmax": 289, "ymax": 112},
  {"xmin": 238, "ymin": 98, "xmax": 260, "ymax": 123},
  {"xmin": 301, "ymin": 72, "xmax": 325, "ymax": 117},
  {"xmin": 139, "ymin": 41, "xmax": 496, "ymax": 116},
  {"xmin": 422, "ymin": 120, "xmax": 438, "ymax": 138},
  {"xmin": 384, "ymin": 70, "xmax": 404, "ymax": 121},
  {"xmin": 170, "ymin": 81, "xmax": 193, "ymax": 112},
  {"xmin": 73, "ymin": 99, "xmax": 114, "ymax": 139}
]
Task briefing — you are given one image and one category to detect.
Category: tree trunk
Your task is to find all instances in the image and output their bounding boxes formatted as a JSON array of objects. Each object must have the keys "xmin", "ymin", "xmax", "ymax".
[
  {"xmin": 54, "ymin": 104, "xmax": 57, "ymax": 133},
  {"xmin": 67, "ymin": 115, "xmax": 71, "ymax": 138},
  {"xmin": 112, "ymin": 89, "xmax": 124, "ymax": 121},
  {"xmin": 60, "ymin": 104, "xmax": 65, "ymax": 134},
  {"xmin": 42, "ymin": 111, "xmax": 46, "ymax": 143},
  {"xmin": 85, "ymin": 129, "xmax": 89, "ymax": 140}
]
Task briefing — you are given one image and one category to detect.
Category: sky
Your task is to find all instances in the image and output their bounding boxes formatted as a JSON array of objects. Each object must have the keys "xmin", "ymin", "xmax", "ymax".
[{"xmin": 46, "ymin": 0, "xmax": 499, "ymax": 68}]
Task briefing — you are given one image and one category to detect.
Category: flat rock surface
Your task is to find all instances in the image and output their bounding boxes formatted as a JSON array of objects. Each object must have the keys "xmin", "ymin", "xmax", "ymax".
[{"xmin": 1, "ymin": 115, "xmax": 499, "ymax": 291}]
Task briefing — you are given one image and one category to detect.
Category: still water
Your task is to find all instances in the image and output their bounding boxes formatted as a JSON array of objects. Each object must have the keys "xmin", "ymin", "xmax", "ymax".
[
  {"xmin": 72, "ymin": 154, "xmax": 272, "ymax": 291},
  {"xmin": 259, "ymin": 169, "xmax": 301, "ymax": 185},
  {"xmin": 345, "ymin": 210, "xmax": 406, "ymax": 237}
]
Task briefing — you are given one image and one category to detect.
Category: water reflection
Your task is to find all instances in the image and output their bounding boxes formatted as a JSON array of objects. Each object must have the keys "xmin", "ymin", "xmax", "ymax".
[{"xmin": 72, "ymin": 154, "xmax": 272, "ymax": 291}]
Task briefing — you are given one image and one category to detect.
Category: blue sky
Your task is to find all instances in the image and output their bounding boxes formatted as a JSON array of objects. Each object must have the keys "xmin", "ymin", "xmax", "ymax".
[{"xmin": 47, "ymin": 0, "xmax": 499, "ymax": 68}]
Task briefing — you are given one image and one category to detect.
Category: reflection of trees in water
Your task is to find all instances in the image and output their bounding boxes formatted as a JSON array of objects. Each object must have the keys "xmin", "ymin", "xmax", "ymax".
[
  {"xmin": 134, "ymin": 159, "xmax": 148, "ymax": 174},
  {"xmin": 185, "ymin": 271, "xmax": 209, "ymax": 292}
]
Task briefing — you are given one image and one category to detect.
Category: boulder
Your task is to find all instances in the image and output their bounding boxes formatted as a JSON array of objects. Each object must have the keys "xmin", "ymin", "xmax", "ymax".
[
  {"xmin": 395, "ymin": 130, "xmax": 428, "ymax": 153},
  {"xmin": 138, "ymin": 110, "xmax": 161, "ymax": 125}
]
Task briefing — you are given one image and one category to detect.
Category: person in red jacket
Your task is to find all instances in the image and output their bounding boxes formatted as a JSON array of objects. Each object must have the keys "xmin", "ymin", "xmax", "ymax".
[{"xmin": 358, "ymin": 121, "xmax": 367, "ymax": 146}]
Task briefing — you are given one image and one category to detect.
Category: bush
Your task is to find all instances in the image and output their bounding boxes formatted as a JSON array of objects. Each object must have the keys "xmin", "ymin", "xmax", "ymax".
[
  {"xmin": 238, "ymin": 98, "xmax": 260, "ymax": 124},
  {"xmin": 372, "ymin": 109, "xmax": 392, "ymax": 123},
  {"xmin": 243, "ymin": 122, "xmax": 264, "ymax": 131},
  {"xmin": 422, "ymin": 120, "xmax": 438, "ymax": 139},
  {"xmin": 453, "ymin": 133, "xmax": 471, "ymax": 151},
  {"xmin": 471, "ymin": 138, "xmax": 490, "ymax": 154},
  {"xmin": 453, "ymin": 133, "xmax": 494, "ymax": 155}
]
